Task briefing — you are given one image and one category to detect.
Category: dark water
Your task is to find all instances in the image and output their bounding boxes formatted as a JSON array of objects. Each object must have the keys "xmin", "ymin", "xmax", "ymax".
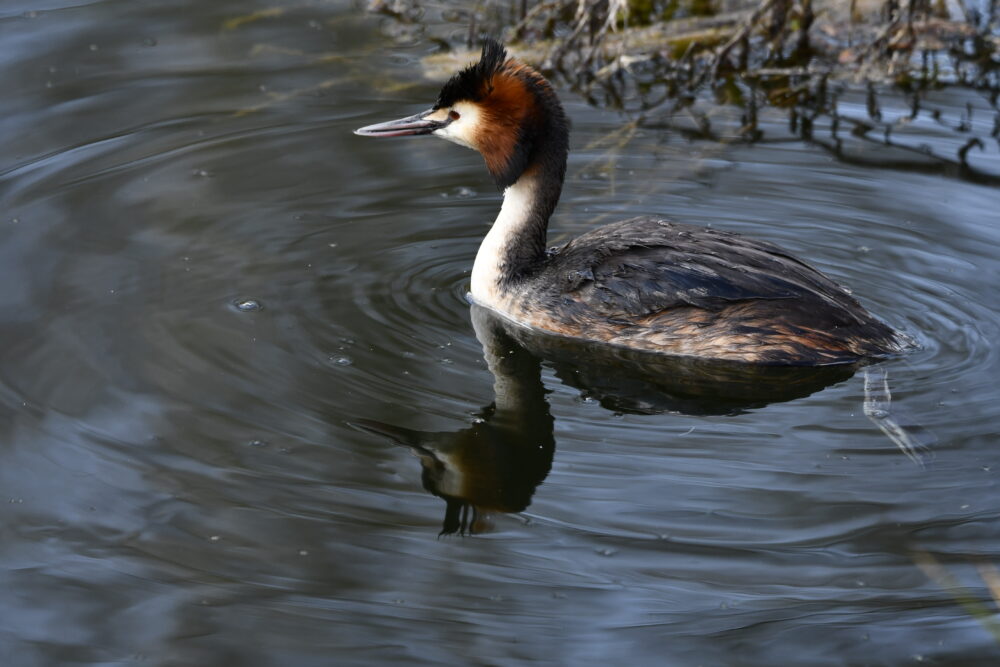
[{"xmin": 2, "ymin": 1, "xmax": 1000, "ymax": 665}]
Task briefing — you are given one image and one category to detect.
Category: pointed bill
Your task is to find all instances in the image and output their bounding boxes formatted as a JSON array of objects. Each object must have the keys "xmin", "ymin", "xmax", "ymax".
[{"xmin": 354, "ymin": 109, "xmax": 445, "ymax": 137}]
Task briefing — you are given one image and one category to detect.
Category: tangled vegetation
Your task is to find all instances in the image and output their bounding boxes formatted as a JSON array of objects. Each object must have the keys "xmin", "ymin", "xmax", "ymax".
[{"xmin": 371, "ymin": 0, "xmax": 1000, "ymax": 183}]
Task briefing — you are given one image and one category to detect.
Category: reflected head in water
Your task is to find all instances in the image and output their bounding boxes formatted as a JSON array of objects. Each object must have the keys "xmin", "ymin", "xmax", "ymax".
[
  {"xmin": 352, "ymin": 400, "xmax": 554, "ymax": 536},
  {"xmin": 351, "ymin": 306, "xmax": 857, "ymax": 535}
]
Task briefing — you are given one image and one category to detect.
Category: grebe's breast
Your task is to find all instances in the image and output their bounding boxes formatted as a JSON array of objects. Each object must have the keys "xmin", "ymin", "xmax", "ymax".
[{"xmin": 502, "ymin": 217, "xmax": 905, "ymax": 365}]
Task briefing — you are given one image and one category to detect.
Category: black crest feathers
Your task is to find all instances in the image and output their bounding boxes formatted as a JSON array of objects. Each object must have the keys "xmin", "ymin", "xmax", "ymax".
[{"xmin": 435, "ymin": 38, "xmax": 509, "ymax": 109}]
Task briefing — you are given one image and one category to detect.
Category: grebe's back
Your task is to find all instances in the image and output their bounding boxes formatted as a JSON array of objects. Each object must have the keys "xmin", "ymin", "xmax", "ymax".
[
  {"xmin": 355, "ymin": 39, "xmax": 907, "ymax": 365},
  {"xmin": 514, "ymin": 217, "xmax": 902, "ymax": 364}
]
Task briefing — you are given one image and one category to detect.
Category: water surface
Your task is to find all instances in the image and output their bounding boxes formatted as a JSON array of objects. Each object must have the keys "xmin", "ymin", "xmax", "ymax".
[{"xmin": 2, "ymin": 2, "xmax": 999, "ymax": 665}]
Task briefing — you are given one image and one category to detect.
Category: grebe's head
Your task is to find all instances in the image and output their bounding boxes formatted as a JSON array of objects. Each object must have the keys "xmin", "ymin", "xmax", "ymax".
[{"xmin": 355, "ymin": 38, "xmax": 568, "ymax": 190}]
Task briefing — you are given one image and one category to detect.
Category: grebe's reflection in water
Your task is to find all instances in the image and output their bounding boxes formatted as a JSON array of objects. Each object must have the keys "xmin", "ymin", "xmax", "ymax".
[
  {"xmin": 353, "ymin": 307, "xmax": 555, "ymax": 535},
  {"xmin": 353, "ymin": 306, "xmax": 883, "ymax": 535}
]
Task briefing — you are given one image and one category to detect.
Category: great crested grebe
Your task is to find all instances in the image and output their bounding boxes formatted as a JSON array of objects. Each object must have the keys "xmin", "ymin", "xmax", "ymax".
[{"xmin": 355, "ymin": 39, "xmax": 907, "ymax": 365}]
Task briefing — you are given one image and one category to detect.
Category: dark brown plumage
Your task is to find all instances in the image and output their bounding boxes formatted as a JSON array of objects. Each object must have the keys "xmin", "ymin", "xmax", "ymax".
[{"xmin": 513, "ymin": 217, "xmax": 904, "ymax": 364}]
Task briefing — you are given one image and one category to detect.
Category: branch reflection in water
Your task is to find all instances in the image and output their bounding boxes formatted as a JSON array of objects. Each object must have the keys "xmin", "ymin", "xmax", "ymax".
[{"xmin": 352, "ymin": 305, "xmax": 858, "ymax": 536}]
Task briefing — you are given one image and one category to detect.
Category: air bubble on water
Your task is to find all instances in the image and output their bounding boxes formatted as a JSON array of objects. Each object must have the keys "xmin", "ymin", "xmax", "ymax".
[
  {"xmin": 330, "ymin": 356, "xmax": 353, "ymax": 366},
  {"xmin": 88, "ymin": 44, "xmax": 98, "ymax": 51},
  {"xmin": 441, "ymin": 186, "xmax": 476, "ymax": 199},
  {"xmin": 193, "ymin": 168, "xmax": 211, "ymax": 177},
  {"xmin": 247, "ymin": 439, "xmax": 268, "ymax": 447},
  {"xmin": 233, "ymin": 298, "xmax": 262, "ymax": 312},
  {"xmin": 298, "ymin": 549, "xmax": 309, "ymax": 556},
  {"xmin": 209, "ymin": 535, "xmax": 220, "ymax": 542}
]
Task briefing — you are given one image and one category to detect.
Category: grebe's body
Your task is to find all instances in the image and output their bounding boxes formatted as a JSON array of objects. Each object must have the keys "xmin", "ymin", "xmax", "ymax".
[{"xmin": 356, "ymin": 40, "xmax": 905, "ymax": 365}]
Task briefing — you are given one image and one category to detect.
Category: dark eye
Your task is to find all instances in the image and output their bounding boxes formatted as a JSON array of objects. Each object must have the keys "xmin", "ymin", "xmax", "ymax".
[{"xmin": 448, "ymin": 110, "xmax": 461, "ymax": 121}]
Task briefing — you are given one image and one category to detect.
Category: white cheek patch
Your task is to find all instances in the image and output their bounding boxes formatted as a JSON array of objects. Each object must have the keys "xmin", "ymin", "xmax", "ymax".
[{"xmin": 433, "ymin": 102, "xmax": 481, "ymax": 150}]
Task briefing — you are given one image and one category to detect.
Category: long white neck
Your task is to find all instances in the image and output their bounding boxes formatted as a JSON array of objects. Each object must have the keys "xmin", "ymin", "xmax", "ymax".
[{"xmin": 469, "ymin": 172, "xmax": 542, "ymax": 309}]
